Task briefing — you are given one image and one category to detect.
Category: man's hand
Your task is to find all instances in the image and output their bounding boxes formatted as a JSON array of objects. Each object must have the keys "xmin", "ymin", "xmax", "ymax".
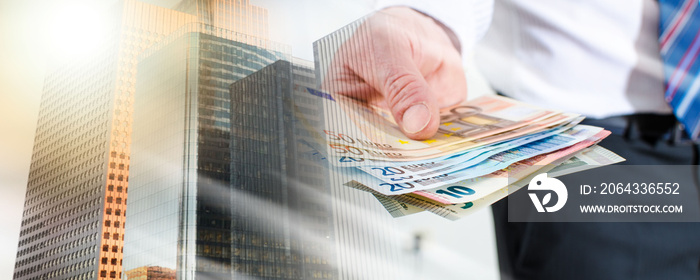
[{"xmin": 323, "ymin": 7, "xmax": 467, "ymax": 140}]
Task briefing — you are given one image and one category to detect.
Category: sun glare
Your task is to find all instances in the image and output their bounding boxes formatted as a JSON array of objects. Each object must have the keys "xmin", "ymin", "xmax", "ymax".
[{"xmin": 47, "ymin": 5, "xmax": 107, "ymax": 62}]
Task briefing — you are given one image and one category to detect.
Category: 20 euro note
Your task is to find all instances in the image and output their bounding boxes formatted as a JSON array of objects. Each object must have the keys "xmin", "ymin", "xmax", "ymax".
[
  {"xmin": 316, "ymin": 88, "xmax": 571, "ymax": 161},
  {"xmin": 349, "ymin": 128, "xmax": 611, "ymax": 198},
  {"xmin": 348, "ymin": 127, "xmax": 608, "ymax": 196},
  {"xmin": 357, "ymin": 122, "xmax": 596, "ymax": 184}
]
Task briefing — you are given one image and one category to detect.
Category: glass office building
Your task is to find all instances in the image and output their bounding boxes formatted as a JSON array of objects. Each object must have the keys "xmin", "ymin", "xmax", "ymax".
[
  {"xmin": 124, "ymin": 23, "xmax": 290, "ymax": 279},
  {"xmin": 11, "ymin": 1, "xmax": 197, "ymax": 279},
  {"xmin": 126, "ymin": 23, "xmax": 408, "ymax": 277},
  {"xmin": 228, "ymin": 60, "xmax": 336, "ymax": 279},
  {"xmin": 12, "ymin": 30, "xmax": 123, "ymax": 280},
  {"xmin": 174, "ymin": 0, "xmax": 269, "ymax": 45},
  {"xmin": 16, "ymin": 1, "xmax": 416, "ymax": 279},
  {"xmin": 13, "ymin": 0, "xmax": 269, "ymax": 279}
]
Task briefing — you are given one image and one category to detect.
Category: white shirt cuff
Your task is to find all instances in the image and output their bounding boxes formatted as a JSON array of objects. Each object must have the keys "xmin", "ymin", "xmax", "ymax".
[{"xmin": 373, "ymin": 0, "xmax": 494, "ymax": 52}]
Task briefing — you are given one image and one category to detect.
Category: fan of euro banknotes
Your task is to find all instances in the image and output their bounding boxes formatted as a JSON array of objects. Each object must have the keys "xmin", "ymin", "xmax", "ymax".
[{"xmin": 297, "ymin": 86, "xmax": 625, "ymax": 221}]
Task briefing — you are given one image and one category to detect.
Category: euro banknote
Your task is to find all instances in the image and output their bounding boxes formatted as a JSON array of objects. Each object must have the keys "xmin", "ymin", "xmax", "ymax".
[
  {"xmin": 411, "ymin": 130, "xmax": 611, "ymax": 204},
  {"xmin": 293, "ymin": 87, "xmax": 625, "ymax": 220},
  {"xmin": 363, "ymin": 145, "xmax": 625, "ymax": 220},
  {"xmin": 311, "ymin": 87, "xmax": 577, "ymax": 161},
  {"xmin": 357, "ymin": 124, "xmax": 600, "ymax": 184},
  {"xmin": 347, "ymin": 128, "xmax": 609, "ymax": 196}
]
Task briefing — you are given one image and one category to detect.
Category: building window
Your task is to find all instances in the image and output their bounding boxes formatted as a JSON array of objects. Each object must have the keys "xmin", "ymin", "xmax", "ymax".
[
  {"xmin": 102, "ymin": 245, "xmax": 108, "ymax": 252},
  {"xmin": 103, "ymin": 233, "xmax": 109, "ymax": 239},
  {"xmin": 108, "ymin": 185, "xmax": 114, "ymax": 191},
  {"xmin": 112, "ymin": 246, "xmax": 118, "ymax": 253},
  {"xmin": 117, "ymin": 175, "xmax": 123, "ymax": 181},
  {"xmin": 111, "ymin": 258, "xmax": 117, "ymax": 265},
  {"xmin": 110, "ymin": 271, "xmax": 116, "ymax": 278},
  {"xmin": 116, "ymin": 186, "xmax": 123, "ymax": 193},
  {"xmin": 105, "ymin": 220, "xmax": 111, "ymax": 227},
  {"xmin": 113, "ymin": 233, "xmax": 119, "ymax": 240},
  {"xmin": 118, "ymin": 164, "xmax": 124, "ymax": 170},
  {"xmin": 109, "ymin": 162, "xmax": 116, "ymax": 168},
  {"xmin": 106, "ymin": 196, "xmax": 113, "ymax": 203},
  {"xmin": 111, "ymin": 152, "xmax": 117, "ymax": 157},
  {"xmin": 116, "ymin": 197, "xmax": 122, "ymax": 204},
  {"xmin": 114, "ymin": 221, "xmax": 120, "ymax": 228},
  {"xmin": 108, "ymin": 174, "xmax": 115, "ymax": 180},
  {"xmin": 106, "ymin": 208, "xmax": 112, "ymax": 215},
  {"xmin": 101, "ymin": 258, "xmax": 107, "ymax": 264},
  {"xmin": 100, "ymin": 271, "xmax": 107, "ymax": 277},
  {"xmin": 115, "ymin": 209, "xmax": 121, "ymax": 216}
]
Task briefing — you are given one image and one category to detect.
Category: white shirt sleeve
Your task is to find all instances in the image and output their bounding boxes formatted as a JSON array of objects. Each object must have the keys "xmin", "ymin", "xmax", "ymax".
[
  {"xmin": 474, "ymin": 0, "xmax": 670, "ymax": 118},
  {"xmin": 373, "ymin": 0, "xmax": 494, "ymax": 52}
]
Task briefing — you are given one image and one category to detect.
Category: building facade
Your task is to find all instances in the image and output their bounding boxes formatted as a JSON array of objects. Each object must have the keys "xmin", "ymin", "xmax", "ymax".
[
  {"xmin": 174, "ymin": 0, "xmax": 269, "ymax": 44},
  {"xmin": 13, "ymin": 0, "xmax": 269, "ymax": 279},
  {"xmin": 228, "ymin": 60, "xmax": 337, "ymax": 279},
  {"xmin": 15, "ymin": 0, "xmax": 415, "ymax": 279},
  {"xmin": 124, "ymin": 23, "xmax": 290, "ymax": 279}
]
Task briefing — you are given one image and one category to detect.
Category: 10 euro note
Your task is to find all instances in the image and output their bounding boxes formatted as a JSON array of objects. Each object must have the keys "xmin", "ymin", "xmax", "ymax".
[
  {"xmin": 367, "ymin": 145, "xmax": 626, "ymax": 220},
  {"xmin": 411, "ymin": 130, "xmax": 612, "ymax": 204}
]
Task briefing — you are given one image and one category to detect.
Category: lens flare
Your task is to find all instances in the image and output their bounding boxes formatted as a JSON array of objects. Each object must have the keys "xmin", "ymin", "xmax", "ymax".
[{"xmin": 47, "ymin": 5, "xmax": 106, "ymax": 61}]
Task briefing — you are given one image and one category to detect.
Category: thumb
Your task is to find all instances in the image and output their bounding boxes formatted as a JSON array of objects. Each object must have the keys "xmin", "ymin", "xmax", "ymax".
[{"xmin": 381, "ymin": 67, "xmax": 440, "ymax": 140}]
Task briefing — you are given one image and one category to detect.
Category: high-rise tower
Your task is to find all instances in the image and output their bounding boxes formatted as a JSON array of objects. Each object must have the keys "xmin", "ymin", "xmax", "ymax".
[
  {"xmin": 228, "ymin": 60, "xmax": 337, "ymax": 279},
  {"xmin": 174, "ymin": 0, "xmax": 269, "ymax": 43},
  {"xmin": 123, "ymin": 21, "xmax": 290, "ymax": 278},
  {"xmin": 13, "ymin": 0, "xmax": 268, "ymax": 279}
]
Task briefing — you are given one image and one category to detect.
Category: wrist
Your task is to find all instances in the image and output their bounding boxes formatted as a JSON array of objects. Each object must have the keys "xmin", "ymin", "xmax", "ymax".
[{"xmin": 411, "ymin": 9, "xmax": 462, "ymax": 54}]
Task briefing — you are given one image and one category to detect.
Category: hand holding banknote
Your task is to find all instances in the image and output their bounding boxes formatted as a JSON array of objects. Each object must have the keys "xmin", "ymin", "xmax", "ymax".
[
  {"xmin": 305, "ymin": 9, "xmax": 624, "ymax": 221},
  {"xmin": 323, "ymin": 7, "xmax": 467, "ymax": 140}
]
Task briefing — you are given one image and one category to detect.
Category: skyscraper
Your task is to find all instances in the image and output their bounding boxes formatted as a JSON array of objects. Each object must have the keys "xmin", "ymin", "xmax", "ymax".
[
  {"xmin": 228, "ymin": 59, "xmax": 337, "ymax": 279},
  {"xmin": 123, "ymin": 22, "xmax": 290, "ymax": 279},
  {"xmin": 13, "ymin": 0, "xmax": 269, "ymax": 279},
  {"xmin": 174, "ymin": 0, "xmax": 269, "ymax": 44},
  {"xmin": 16, "ymin": 0, "xmax": 419, "ymax": 278},
  {"xmin": 125, "ymin": 19, "xmax": 407, "ymax": 277}
]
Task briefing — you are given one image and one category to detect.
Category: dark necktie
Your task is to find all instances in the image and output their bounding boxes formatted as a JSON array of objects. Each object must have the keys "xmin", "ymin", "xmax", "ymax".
[{"xmin": 658, "ymin": 0, "xmax": 700, "ymax": 140}]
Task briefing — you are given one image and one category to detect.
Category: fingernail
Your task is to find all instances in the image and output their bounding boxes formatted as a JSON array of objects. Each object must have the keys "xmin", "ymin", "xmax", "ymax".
[{"xmin": 402, "ymin": 103, "xmax": 431, "ymax": 134}]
